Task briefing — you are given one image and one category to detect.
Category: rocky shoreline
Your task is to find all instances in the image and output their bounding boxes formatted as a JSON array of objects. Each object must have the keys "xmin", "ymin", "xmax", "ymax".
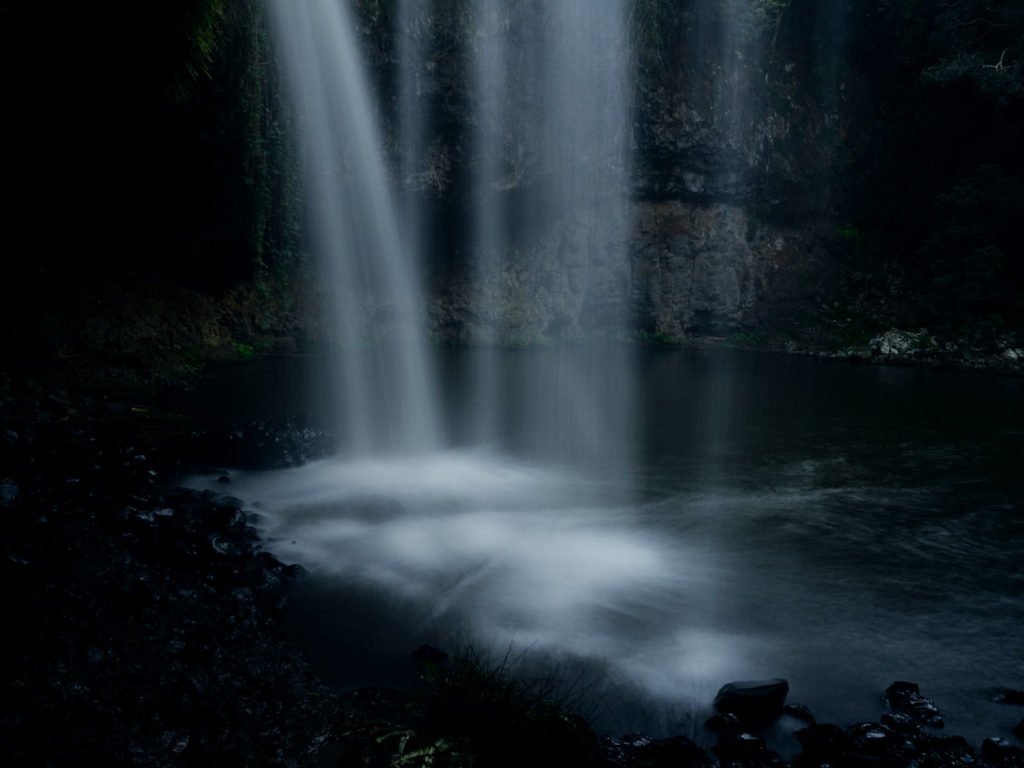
[{"xmin": 2, "ymin": 376, "xmax": 1023, "ymax": 767}]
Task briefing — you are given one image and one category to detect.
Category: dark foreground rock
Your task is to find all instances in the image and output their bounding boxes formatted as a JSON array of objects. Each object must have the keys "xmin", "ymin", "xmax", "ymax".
[
  {"xmin": 982, "ymin": 738, "xmax": 1024, "ymax": 768},
  {"xmin": 995, "ymin": 689, "xmax": 1024, "ymax": 706},
  {"xmin": 714, "ymin": 678, "xmax": 790, "ymax": 723}
]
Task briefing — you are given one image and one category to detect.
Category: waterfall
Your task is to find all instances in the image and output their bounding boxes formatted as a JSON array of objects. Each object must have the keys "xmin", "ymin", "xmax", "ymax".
[
  {"xmin": 468, "ymin": 0, "xmax": 636, "ymax": 470},
  {"xmin": 265, "ymin": 0, "xmax": 442, "ymax": 455},
  {"xmin": 266, "ymin": 0, "xmax": 636, "ymax": 471}
]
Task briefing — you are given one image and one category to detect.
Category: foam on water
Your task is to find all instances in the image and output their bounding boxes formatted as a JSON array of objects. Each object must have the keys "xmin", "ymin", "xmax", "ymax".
[{"xmin": 189, "ymin": 451, "xmax": 746, "ymax": 702}]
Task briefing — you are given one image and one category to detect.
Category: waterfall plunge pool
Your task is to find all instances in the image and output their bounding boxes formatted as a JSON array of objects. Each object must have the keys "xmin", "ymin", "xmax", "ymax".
[{"xmin": 186, "ymin": 348, "xmax": 1024, "ymax": 746}]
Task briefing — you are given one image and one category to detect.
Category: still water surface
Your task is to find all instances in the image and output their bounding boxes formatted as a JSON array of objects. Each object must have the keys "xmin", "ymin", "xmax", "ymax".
[{"xmin": 188, "ymin": 349, "xmax": 1024, "ymax": 744}]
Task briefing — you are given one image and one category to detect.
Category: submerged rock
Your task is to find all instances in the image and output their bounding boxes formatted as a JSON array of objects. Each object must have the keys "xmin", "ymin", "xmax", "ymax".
[
  {"xmin": 714, "ymin": 678, "xmax": 790, "ymax": 722},
  {"xmin": 883, "ymin": 681, "xmax": 944, "ymax": 728},
  {"xmin": 994, "ymin": 688, "xmax": 1024, "ymax": 705}
]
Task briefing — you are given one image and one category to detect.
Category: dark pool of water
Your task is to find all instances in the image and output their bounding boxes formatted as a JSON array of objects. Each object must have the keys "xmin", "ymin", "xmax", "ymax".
[{"xmin": 187, "ymin": 349, "xmax": 1024, "ymax": 745}]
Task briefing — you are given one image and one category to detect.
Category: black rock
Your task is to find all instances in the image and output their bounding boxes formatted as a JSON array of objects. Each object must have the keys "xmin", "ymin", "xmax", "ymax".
[
  {"xmin": 794, "ymin": 723, "xmax": 851, "ymax": 768},
  {"xmin": 631, "ymin": 735, "xmax": 713, "ymax": 768},
  {"xmin": 713, "ymin": 730, "xmax": 786, "ymax": 768},
  {"xmin": 982, "ymin": 737, "xmax": 1024, "ymax": 768},
  {"xmin": 1014, "ymin": 718, "xmax": 1024, "ymax": 741},
  {"xmin": 995, "ymin": 689, "xmax": 1024, "ymax": 706},
  {"xmin": 714, "ymin": 678, "xmax": 789, "ymax": 723},
  {"xmin": 881, "ymin": 711, "xmax": 922, "ymax": 734},
  {"xmin": 706, "ymin": 711, "xmax": 743, "ymax": 733},
  {"xmin": 883, "ymin": 681, "xmax": 944, "ymax": 728}
]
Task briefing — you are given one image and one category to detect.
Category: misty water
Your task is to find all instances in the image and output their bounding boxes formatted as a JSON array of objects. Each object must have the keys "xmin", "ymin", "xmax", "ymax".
[{"xmin": 189, "ymin": 349, "xmax": 1024, "ymax": 745}]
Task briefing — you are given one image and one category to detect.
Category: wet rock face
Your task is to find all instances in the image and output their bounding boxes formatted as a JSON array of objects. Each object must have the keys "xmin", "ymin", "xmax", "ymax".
[
  {"xmin": 348, "ymin": 2, "xmax": 845, "ymax": 343},
  {"xmin": 632, "ymin": 202, "xmax": 757, "ymax": 336}
]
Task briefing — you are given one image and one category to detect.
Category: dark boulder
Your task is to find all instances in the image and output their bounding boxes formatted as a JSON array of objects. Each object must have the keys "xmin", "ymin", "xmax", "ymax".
[
  {"xmin": 624, "ymin": 735, "xmax": 713, "ymax": 768},
  {"xmin": 883, "ymin": 681, "xmax": 944, "ymax": 728},
  {"xmin": 713, "ymin": 678, "xmax": 789, "ymax": 722},
  {"xmin": 793, "ymin": 723, "xmax": 851, "ymax": 768},
  {"xmin": 994, "ymin": 689, "xmax": 1024, "ymax": 706},
  {"xmin": 706, "ymin": 712, "xmax": 743, "ymax": 733},
  {"xmin": 1015, "ymin": 719, "xmax": 1024, "ymax": 741},
  {"xmin": 982, "ymin": 738, "xmax": 1024, "ymax": 768},
  {"xmin": 713, "ymin": 730, "xmax": 787, "ymax": 768}
]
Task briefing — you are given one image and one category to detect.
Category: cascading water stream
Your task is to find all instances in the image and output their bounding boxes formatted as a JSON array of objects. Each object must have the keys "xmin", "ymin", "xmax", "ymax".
[
  {"xmin": 467, "ymin": 0, "xmax": 636, "ymax": 471},
  {"xmin": 265, "ymin": 0, "xmax": 441, "ymax": 456}
]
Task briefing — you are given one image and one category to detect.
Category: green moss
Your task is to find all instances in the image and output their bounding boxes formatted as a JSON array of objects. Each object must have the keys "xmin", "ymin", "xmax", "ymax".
[
  {"xmin": 634, "ymin": 329, "xmax": 683, "ymax": 346},
  {"xmin": 232, "ymin": 342, "xmax": 257, "ymax": 360}
]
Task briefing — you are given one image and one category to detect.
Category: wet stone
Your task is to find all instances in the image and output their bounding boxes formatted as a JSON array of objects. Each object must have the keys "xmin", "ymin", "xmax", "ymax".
[
  {"xmin": 994, "ymin": 689, "xmax": 1024, "ymax": 706},
  {"xmin": 633, "ymin": 735, "xmax": 713, "ymax": 768},
  {"xmin": 881, "ymin": 711, "xmax": 922, "ymax": 734},
  {"xmin": 982, "ymin": 738, "xmax": 1024, "ymax": 768},
  {"xmin": 794, "ymin": 723, "xmax": 851, "ymax": 768},
  {"xmin": 714, "ymin": 678, "xmax": 790, "ymax": 723},
  {"xmin": 713, "ymin": 730, "xmax": 786, "ymax": 768},
  {"xmin": 883, "ymin": 681, "xmax": 944, "ymax": 728}
]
